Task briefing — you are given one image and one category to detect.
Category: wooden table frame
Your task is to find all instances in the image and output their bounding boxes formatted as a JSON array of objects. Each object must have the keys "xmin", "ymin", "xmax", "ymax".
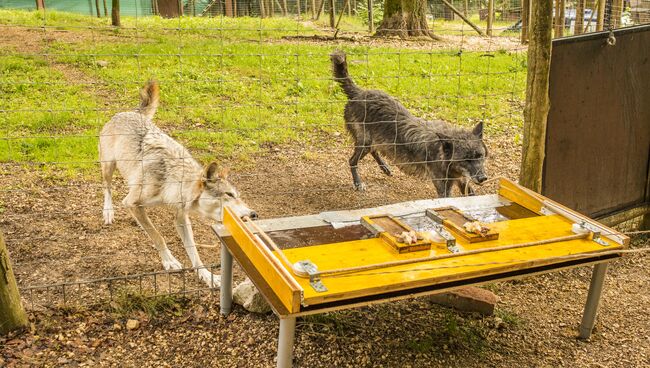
[{"xmin": 214, "ymin": 179, "xmax": 627, "ymax": 368}]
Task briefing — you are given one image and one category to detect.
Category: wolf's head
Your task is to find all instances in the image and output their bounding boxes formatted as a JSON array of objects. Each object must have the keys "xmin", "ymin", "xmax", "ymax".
[
  {"xmin": 193, "ymin": 162, "xmax": 257, "ymax": 221},
  {"xmin": 437, "ymin": 122, "xmax": 488, "ymax": 185}
]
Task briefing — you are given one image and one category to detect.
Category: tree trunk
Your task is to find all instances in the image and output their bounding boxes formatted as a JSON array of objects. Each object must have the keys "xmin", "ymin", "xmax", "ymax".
[
  {"xmin": 111, "ymin": 0, "xmax": 120, "ymax": 26},
  {"xmin": 520, "ymin": 0, "xmax": 553, "ymax": 192},
  {"xmin": 486, "ymin": 0, "xmax": 493, "ymax": 36},
  {"xmin": 575, "ymin": 0, "xmax": 585, "ymax": 35},
  {"xmin": 521, "ymin": 0, "xmax": 529, "ymax": 43},
  {"xmin": 376, "ymin": 0, "xmax": 438, "ymax": 39},
  {"xmin": 0, "ymin": 231, "xmax": 28, "ymax": 336},
  {"xmin": 329, "ymin": 0, "xmax": 335, "ymax": 27},
  {"xmin": 35, "ymin": 0, "xmax": 44, "ymax": 10},
  {"xmin": 558, "ymin": 0, "xmax": 565, "ymax": 37},
  {"xmin": 596, "ymin": 0, "xmax": 605, "ymax": 31}
]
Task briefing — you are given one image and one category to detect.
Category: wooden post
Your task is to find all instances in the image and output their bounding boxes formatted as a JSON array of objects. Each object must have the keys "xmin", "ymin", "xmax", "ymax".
[
  {"xmin": 367, "ymin": 0, "xmax": 373, "ymax": 33},
  {"xmin": 103, "ymin": 0, "xmax": 108, "ymax": 16},
  {"xmin": 0, "ymin": 231, "xmax": 28, "ymax": 336},
  {"xmin": 283, "ymin": 0, "xmax": 288, "ymax": 16},
  {"xmin": 311, "ymin": 0, "xmax": 316, "ymax": 18},
  {"xmin": 329, "ymin": 0, "xmax": 335, "ymax": 28},
  {"xmin": 225, "ymin": 0, "xmax": 234, "ymax": 16},
  {"xmin": 441, "ymin": 0, "xmax": 485, "ymax": 36},
  {"xmin": 597, "ymin": 0, "xmax": 605, "ymax": 31},
  {"xmin": 521, "ymin": 0, "xmax": 529, "ymax": 43},
  {"xmin": 35, "ymin": 0, "xmax": 44, "ymax": 10},
  {"xmin": 575, "ymin": 0, "xmax": 585, "ymax": 35},
  {"xmin": 111, "ymin": 0, "xmax": 120, "ymax": 26},
  {"xmin": 486, "ymin": 0, "xmax": 494, "ymax": 36},
  {"xmin": 95, "ymin": 0, "xmax": 101, "ymax": 17},
  {"xmin": 520, "ymin": 0, "xmax": 553, "ymax": 193}
]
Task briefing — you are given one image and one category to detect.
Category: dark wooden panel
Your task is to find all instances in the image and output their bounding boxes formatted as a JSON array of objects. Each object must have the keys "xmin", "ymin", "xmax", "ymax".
[{"xmin": 543, "ymin": 25, "xmax": 650, "ymax": 217}]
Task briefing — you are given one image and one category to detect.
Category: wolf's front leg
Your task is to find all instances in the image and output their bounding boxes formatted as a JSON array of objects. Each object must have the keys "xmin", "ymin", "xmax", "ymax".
[
  {"xmin": 174, "ymin": 211, "xmax": 220, "ymax": 288},
  {"xmin": 433, "ymin": 179, "xmax": 452, "ymax": 198}
]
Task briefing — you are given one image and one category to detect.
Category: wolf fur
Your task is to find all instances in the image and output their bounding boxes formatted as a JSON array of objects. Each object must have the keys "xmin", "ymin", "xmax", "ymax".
[
  {"xmin": 99, "ymin": 80, "xmax": 255, "ymax": 287},
  {"xmin": 330, "ymin": 50, "xmax": 488, "ymax": 197}
]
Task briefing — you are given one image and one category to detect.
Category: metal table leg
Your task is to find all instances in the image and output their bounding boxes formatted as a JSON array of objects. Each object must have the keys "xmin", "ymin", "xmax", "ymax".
[
  {"xmin": 277, "ymin": 317, "xmax": 296, "ymax": 368},
  {"xmin": 578, "ymin": 262, "xmax": 609, "ymax": 339},
  {"xmin": 220, "ymin": 243, "xmax": 233, "ymax": 316}
]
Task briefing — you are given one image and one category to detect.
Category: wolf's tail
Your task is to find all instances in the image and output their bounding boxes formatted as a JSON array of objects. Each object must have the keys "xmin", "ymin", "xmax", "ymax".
[
  {"xmin": 138, "ymin": 80, "xmax": 159, "ymax": 119},
  {"xmin": 330, "ymin": 50, "xmax": 361, "ymax": 99}
]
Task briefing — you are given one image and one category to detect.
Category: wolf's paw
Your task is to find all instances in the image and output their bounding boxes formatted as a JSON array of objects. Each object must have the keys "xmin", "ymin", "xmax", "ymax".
[
  {"xmin": 160, "ymin": 252, "xmax": 183, "ymax": 270},
  {"xmin": 198, "ymin": 269, "xmax": 221, "ymax": 288},
  {"xmin": 103, "ymin": 208, "xmax": 114, "ymax": 225},
  {"xmin": 353, "ymin": 182, "xmax": 367, "ymax": 191}
]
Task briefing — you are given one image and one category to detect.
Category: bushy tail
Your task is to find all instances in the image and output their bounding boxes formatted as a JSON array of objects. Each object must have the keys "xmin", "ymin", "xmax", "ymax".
[
  {"xmin": 330, "ymin": 50, "xmax": 360, "ymax": 98},
  {"xmin": 138, "ymin": 79, "xmax": 159, "ymax": 119}
]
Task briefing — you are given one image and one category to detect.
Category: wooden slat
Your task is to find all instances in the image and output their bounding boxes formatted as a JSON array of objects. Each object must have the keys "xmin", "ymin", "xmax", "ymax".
[
  {"xmin": 498, "ymin": 178, "xmax": 544, "ymax": 214},
  {"xmin": 222, "ymin": 208, "xmax": 302, "ymax": 314}
]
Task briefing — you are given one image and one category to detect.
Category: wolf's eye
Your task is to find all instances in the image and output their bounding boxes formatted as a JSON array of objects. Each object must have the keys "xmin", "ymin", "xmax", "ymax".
[{"xmin": 225, "ymin": 192, "xmax": 236, "ymax": 198}]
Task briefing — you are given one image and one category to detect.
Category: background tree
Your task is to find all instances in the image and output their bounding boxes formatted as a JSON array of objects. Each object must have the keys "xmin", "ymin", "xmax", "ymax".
[
  {"xmin": 376, "ymin": 0, "xmax": 439, "ymax": 39},
  {"xmin": 0, "ymin": 231, "xmax": 28, "ymax": 335}
]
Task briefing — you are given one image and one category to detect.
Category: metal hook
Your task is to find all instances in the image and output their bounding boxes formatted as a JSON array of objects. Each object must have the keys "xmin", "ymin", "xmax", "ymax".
[{"xmin": 607, "ymin": 30, "xmax": 616, "ymax": 46}]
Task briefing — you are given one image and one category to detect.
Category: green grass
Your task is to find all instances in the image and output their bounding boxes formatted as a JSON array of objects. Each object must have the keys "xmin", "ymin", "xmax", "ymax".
[{"xmin": 0, "ymin": 9, "xmax": 525, "ymax": 171}]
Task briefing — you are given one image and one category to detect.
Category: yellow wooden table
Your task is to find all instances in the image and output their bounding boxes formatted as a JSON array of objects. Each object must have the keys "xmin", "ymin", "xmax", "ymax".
[{"xmin": 213, "ymin": 179, "xmax": 628, "ymax": 368}]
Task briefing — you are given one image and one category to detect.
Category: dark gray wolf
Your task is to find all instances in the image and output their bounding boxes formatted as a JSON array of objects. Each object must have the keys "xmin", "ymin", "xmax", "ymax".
[
  {"xmin": 99, "ymin": 80, "xmax": 256, "ymax": 287},
  {"xmin": 330, "ymin": 50, "xmax": 488, "ymax": 197}
]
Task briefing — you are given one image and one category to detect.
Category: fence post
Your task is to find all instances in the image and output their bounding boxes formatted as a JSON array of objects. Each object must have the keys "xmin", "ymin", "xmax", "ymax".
[
  {"xmin": 111, "ymin": 0, "xmax": 120, "ymax": 26},
  {"xmin": 329, "ymin": 0, "xmax": 336, "ymax": 28},
  {"xmin": 0, "ymin": 231, "xmax": 28, "ymax": 335},
  {"xmin": 520, "ymin": 0, "xmax": 553, "ymax": 192},
  {"xmin": 35, "ymin": 0, "xmax": 45, "ymax": 10}
]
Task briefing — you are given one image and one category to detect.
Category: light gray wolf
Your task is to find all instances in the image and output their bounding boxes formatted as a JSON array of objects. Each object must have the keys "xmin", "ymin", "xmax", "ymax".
[
  {"xmin": 330, "ymin": 50, "xmax": 488, "ymax": 197},
  {"xmin": 99, "ymin": 80, "xmax": 256, "ymax": 287}
]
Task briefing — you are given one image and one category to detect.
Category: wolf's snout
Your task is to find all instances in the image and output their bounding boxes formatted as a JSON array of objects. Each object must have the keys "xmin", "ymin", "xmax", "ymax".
[
  {"xmin": 476, "ymin": 174, "xmax": 488, "ymax": 184},
  {"xmin": 249, "ymin": 211, "xmax": 259, "ymax": 220}
]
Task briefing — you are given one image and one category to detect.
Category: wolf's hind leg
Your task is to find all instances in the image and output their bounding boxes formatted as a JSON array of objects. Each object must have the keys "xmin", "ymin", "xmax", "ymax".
[
  {"xmin": 101, "ymin": 160, "xmax": 116, "ymax": 225},
  {"xmin": 371, "ymin": 151, "xmax": 392, "ymax": 176},
  {"xmin": 349, "ymin": 145, "xmax": 370, "ymax": 191}
]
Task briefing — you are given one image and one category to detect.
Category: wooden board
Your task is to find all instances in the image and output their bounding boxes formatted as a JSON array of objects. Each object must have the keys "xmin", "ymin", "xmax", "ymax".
[
  {"xmin": 498, "ymin": 178, "xmax": 544, "ymax": 214},
  {"xmin": 222, "ymin": 208, "xmax": 303, "ymax": 314},
  {"xmin": 429, "ymin": 207, "xmax": 499, "ymax": 243},
  {"xmin": 280, "ymin": 214, "xmax": 624, "ymax": 306},
  {"xmin": 362, "ymin": 215, "xmax": 432, "ymax": 253}
]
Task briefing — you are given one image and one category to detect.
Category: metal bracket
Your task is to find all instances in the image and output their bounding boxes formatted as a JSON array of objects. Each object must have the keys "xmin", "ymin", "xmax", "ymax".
[
  {"xmin": 297, "ymin": 260, "xmax": 328, "ymax": 293},
  {"xmin": 424, "ymin": 210, "xmax": 462, "ymax": 253},
  {"xmin": 573, "ymin": 222, "xmax": 609, "ymax": 247}
]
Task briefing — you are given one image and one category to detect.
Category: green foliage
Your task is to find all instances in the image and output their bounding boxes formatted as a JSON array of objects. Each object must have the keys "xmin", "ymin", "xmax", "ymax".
[
  {"xmin": 356, "ymin": 0, "xmax": 384, "ymax": 28},
  {"xmin": 0, "ymin": 9, "xmax": 526, "ymax": 173}
]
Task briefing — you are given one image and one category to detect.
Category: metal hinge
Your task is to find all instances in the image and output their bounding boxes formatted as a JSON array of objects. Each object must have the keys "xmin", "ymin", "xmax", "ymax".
[
  {"xmin": 296, "ymin": 260, "xmax": 328, "ymax": 293},
  {"xmin": 572, "ymin": 222, "xmax": 609, "ymax": 246}
]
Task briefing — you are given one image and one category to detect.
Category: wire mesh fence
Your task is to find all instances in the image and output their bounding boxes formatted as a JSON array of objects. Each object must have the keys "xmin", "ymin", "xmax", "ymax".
[{"xmin": 0, "ymin": 0, "xmax": 646, "ymax": 310}]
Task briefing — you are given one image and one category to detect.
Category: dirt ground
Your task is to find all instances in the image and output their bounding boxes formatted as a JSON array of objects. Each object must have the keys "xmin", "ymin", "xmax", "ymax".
[{"xmin": 1, "ymin": 24, "xmax": 649, "ymax": 368}]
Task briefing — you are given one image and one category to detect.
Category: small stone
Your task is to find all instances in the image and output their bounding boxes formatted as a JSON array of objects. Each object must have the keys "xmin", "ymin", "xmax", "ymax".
[
  {"xmin": 96, "ymin": 60, "xmax": 109, "ymax": 68},
  {"xmin": 333, "ymin": 132, "xmax": 341, "ymax": 137},
  {"xmin": 112, "ymin": 323, "xmax": 122, "ymax": 331},
  {"xmin": 125, "ymin": 319, "xmax": 140, "ymax": 330}
]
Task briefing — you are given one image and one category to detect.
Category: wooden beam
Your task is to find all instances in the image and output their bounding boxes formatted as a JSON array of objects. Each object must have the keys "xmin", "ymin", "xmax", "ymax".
[
  {"xmin": 441, "ymin": 0, "xmax": 485, "ymax": 36},
  {"xmin": 520, "ymin": 0, "xmax": 553, "ymax": 193},
  {"xmin": 0, "ymin": 231, "xmax": 28, "ymax": 335}
]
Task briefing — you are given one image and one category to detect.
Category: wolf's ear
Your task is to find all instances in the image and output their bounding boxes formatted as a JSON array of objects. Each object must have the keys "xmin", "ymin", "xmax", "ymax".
[
  {"xmin": 203, "ymin": 162, "xmax": 226, "ymax": 183},
  {"xmin": 472, "ymin": 121, "xmax": 484, "ymax": 139},
  {"xmin": 437, "ymin": 133, "xmax": 454, "ymax": 159}
]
